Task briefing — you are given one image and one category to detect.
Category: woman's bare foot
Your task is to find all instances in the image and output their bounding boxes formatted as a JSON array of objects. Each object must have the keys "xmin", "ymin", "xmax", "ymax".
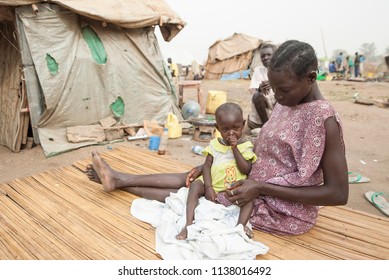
[
  {"xmin": 244, "ymin": 225, "xmax": 253, "ymax": 239},
  {"xmin": 176, "ymin": 227, "xmax": 188, "ymax": 240},
  {"xmin": 85, "ymin": 164, "xmax": 102, "ymax": 184},
  {"xmin": 91, "ymin": 151, "xmax": 117, "ymax": 192}
]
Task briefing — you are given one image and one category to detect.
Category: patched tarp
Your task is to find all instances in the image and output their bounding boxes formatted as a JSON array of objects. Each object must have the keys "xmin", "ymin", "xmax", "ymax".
[
  {"xmin": 0, "ymin": 0, "xmax": 185, "ymax": 41},
  {"xmin": 16, "ymin": 4, "xmax": 182, "ymax": 156}
]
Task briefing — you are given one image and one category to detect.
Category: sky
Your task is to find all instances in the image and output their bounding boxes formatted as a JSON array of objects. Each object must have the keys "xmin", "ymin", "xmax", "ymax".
[{"xmin": 156, "ymin": 0, "xmax": 389, "ymax": 65}]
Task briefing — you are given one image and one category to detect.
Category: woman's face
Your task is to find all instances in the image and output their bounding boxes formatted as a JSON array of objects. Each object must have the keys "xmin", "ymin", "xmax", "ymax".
[
  {"xmin": 215, "ymin": 111, "xmax": 245, "ymax": 144},
  {"xmin": 268, "ymin": 68, "xmax": 313, "ymax": 107}
]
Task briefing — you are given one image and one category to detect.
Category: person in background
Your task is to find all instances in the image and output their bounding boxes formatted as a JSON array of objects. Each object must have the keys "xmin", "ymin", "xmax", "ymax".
[
  {"xmin": 191, "ymin": 60, "xmax": 201, "ymax": 80},
  {"xmin": 167, "ymin": 57, "xmax": 179, "ymax": 84},
  {"xmin": 354, "ymin": 52, "xmax": 361, "ymax": 78},
  {"xmin": 86, "ymin": 40, "xmax": 349, "ymax": 236},
  {"xmin": 247, "ymin": 42, "xmax": 278, "ymax": 133},
  {"xmin": 176, "ymin": 102, "xmax": 257, "ymax": 240},
  {"xmin": 328, "ymin": 61, "xmax": 337, "ymax": 73},
  {"xmin": 359, "ymin": 54, "xmax": 365, "ymax": 77},
  {"xmin": 335, "ymin": 52, "xmax": 344, "ymax": 71},
  {"xmin": 346, "ymin": 56, "xmax": 354, "ymax": 78}
]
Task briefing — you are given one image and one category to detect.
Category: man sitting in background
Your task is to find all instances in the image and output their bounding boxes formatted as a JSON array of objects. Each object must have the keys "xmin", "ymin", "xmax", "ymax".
[{"xmin": 247, "ymin": 42, "xmax": 277, "ymax": 134}]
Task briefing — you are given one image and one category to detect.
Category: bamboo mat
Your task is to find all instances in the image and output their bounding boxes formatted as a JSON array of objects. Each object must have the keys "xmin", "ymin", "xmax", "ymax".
[{"xmin": 1, "ymin": 146, "xmax": 388, "ymax": 260}]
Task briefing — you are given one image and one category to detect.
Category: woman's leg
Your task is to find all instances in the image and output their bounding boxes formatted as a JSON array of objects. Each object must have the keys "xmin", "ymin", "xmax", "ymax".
[{"xmin": 87, "ymin": 151, "xmax": 188, "ymax": 201}]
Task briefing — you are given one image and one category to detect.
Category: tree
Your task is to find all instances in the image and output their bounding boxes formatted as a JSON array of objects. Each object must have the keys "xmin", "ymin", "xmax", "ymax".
[
  {"xmin": 359, "ymin": 42, "xmax": 376, "ymax": 57},
  {"xmin": 385, "ymin": 46, "xmax": 389, "ymax": 56}
]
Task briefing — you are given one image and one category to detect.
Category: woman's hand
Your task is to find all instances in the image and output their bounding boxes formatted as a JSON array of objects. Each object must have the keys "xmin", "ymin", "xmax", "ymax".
[
  {"xmin": 185, "ymin": 165, "xmax": 203, "ymax": 187},
  {"xmin": 226, "ymin": 179, "xmax": 261, "ymax": 206}
]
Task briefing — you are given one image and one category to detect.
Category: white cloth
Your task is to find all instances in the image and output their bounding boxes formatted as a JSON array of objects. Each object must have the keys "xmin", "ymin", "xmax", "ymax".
[
  {"xmin": 248, "ymin": 66, "xmax": 276, "ymax": 126},
  {"xmin": 130, "ymin": 187, "xmax": 269, "ymax": 260}
]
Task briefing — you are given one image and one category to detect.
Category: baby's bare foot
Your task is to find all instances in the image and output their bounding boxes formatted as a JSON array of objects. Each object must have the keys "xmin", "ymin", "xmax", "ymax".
[
  {"xmin": 176, "ymin": 227, "xmax": 188, "ymax": 240},
  {"xmin": 244, "ymin": 225, "xmax": 253, "ymax": 239}
]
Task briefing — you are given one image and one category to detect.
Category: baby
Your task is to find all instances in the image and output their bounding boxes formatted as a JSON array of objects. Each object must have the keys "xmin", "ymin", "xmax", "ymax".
[{"xmin": 176, "ymin": 102, "xmax": 256, "ymax": 240}]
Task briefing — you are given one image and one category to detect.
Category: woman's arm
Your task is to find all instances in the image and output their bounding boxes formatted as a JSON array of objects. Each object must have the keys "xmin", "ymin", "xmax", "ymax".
[{"xmin": 227, "ymin": 117, "xmax": 349, "ymax": 206}]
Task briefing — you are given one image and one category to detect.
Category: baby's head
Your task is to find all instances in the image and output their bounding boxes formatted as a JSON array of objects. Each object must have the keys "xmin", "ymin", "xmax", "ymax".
[{"xmin": 215, "ymin": 102, "xmax": 245, "ymax": 144}]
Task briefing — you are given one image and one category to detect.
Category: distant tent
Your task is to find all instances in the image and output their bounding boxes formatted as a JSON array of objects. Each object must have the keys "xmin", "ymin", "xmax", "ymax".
[
  {"xmin": 0, "ymin": 0, "xmax": 185, "ymax": 156},
  {"xmin": 204, "ymin": 33, "xmax": 263, "ymax": 80}
]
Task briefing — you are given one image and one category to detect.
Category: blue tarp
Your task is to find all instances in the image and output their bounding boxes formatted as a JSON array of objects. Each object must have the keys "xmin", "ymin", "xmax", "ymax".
[{"xmin": 220, "ymin": 70, "xmax": 250, "ymax": 81}]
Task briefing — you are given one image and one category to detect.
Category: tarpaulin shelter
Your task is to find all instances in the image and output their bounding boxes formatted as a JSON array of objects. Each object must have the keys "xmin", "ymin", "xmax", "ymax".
[
  {"xmin": 0, "ymin": 0, "xmax": 185, "ymax": 156},
  {"xmin": 204, "ymin": 33, "xmax": 263, "ymax": 80}
]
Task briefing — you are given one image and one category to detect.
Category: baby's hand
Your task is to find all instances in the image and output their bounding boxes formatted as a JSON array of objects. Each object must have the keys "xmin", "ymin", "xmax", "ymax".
[{"xmin": 227, "ymin": 135, "xmax": 238, "ymax": 148}]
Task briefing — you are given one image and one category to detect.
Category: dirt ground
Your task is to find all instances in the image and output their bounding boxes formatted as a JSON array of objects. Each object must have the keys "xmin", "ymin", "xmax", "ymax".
[{"xmin": 1, "ymin": 79, "xmax": 388, "ymax": 217}]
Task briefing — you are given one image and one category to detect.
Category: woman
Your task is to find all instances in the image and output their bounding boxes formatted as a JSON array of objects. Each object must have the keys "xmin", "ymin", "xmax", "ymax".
[{"xmin": 86, "ymin": 40, "xmax": 349, "ymax": 235}]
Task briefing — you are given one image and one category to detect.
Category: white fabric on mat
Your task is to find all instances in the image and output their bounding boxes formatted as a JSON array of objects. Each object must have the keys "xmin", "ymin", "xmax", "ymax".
[{"xmin": 130, "ymin": 187, "xmax": 269, "ymax": 260}]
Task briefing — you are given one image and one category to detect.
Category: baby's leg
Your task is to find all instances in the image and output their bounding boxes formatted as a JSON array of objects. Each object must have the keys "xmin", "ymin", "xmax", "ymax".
[
  {"xmin": 176, "ymin": 180, "xmax": 205, "ymax": 240},
  {"xmin": 237, "ymin": 200, "xmax": 254, "ymax": 239}
]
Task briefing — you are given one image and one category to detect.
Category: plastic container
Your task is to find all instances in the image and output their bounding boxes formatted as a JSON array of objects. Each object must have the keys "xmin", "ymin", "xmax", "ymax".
[
  {"xmin": 165, "ymin": 113, "xmax": 182, "ymax": 139},
  {"xmin": 148, "ymin": 135, "xmax": 160, "ymax": 150},
  {"xmin": 158, "ymin": 128, "xmax": 169, "ymax": 155},
  {"xmin": 191, "ymin": 145, "xmax": 204, "ymax": 155},
  {"xmin": 206, "ymin": 90, "xmax": 227, "ymax": 114}
]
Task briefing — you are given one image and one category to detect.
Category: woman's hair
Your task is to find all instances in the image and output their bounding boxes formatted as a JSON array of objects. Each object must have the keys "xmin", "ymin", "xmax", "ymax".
[
  {"xmin": 215, "ymin": 102, "xmax": 243, "ymax": 119},
  {"xmin": 268, "ymin": 40, "xmax": 318, "ymax": 78}
]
